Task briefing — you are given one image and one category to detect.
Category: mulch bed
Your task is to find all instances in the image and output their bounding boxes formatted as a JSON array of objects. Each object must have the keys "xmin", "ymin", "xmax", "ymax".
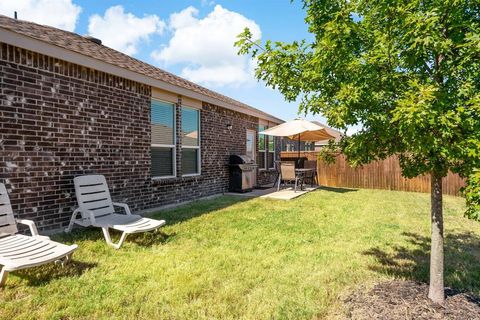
[{"xmin": 342, "ymin": 281, "xmax": 480, "ymax": 319}]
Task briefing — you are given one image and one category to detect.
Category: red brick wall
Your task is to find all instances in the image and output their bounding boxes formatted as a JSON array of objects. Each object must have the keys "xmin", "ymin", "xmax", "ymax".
[{"xmin": 0, "ymin": 43, "xmax": 278, "ymax": 232}]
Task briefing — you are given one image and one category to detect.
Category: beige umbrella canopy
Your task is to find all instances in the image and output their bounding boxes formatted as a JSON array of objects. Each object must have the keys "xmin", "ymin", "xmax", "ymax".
[
  {"xmin": 260, "ymin": 118, "xmax": 335, "ymax": 158},
  {"xmin": 260, "ymin": 118, "xmax": 334, "ymax": 140}
]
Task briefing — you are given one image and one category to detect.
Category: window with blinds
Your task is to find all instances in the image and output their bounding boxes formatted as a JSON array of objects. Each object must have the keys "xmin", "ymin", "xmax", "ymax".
[
  {"xmin": 258, "ymin": 125, "xmax": 266, "ymax": 170},
  {"xmin": 181, "ymin": 106, "xmax": 200, "ymax": 175},
  {"xmin": 268, "ymin": 136, "xmax": 275, "ymax": 169},
  {"xmin": 151, "ymin": 100, "xmax": 175, "ymax": 178}
]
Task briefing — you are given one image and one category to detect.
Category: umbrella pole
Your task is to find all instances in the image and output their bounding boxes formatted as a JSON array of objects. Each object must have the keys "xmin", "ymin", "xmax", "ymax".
[{"xmin": 297, "ymin": 135, "xmax": 300, "ymax": 166}]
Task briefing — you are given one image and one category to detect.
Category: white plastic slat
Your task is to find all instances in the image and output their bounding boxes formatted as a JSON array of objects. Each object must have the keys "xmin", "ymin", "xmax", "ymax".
[
  {"xmin": 0, "ymin": 235, "xmax": 77, "ymax": 271},
  {"xmin": 74, "ymin": 175, "xmax": 115, "ymax": 217},
  {"xmin": 0, "ymin": 235, "xmax": 29, "ymax": 247},
  {"xmin": 123, "ymin": 219, "xmax": 152, "ymax": 229},
  {"xmin": 78, "ymin": 184, "xmax": 109, "ymax": 194},
  {"xmin": 78, "ymin": 192, "xmax": 108, "ymax": 203},
  {"xmin": 25, "ymin": 246, "xmax": 60, "ymax": 261},
  {"xmin": 29, "ymin": 251, "xmax": 60, "ymax": 262},
  {"xmin": 0, "ymin": 225, "xmax": 19, "ymax": 238},
  {"xmin": 74, "ymin": 175, "xmax": 109, "ymax": 188},
  {"xmin": 0, "ymin": 183, "xmax": 18, "ymax": 236},
  {"xmin": 2, "ymin": 241, "xmax": 50, "ymax": 256},
  {"xmin": 10, "ymin": 244, "xmax": 56, "ymax": 259},
  {"xmin": 0, "ymin": 184, "xmax": 10, "ymax": 202},
  {"xmin": 93, "ymin": 214, "xmax": 165, "ymax": 233},
  {"xmin": 0, "ymin": 214, "xmax": 15, "ymax": 226},
  {"xmin": 0, "ymin": 204, "xmax": 13, "ymax": 215},
  {"xmin": 0, "ymin": 236, "xmax": 43, "ymax": 251},
  {"xmin": 84, "ymin": 204, "xmax": 114, "ymax": 216},
  {"xmin": 0, "ymin": 237, "xmax": 37, "ymax": 250},
  {"xmin": 0, "ymin": 193, "xmax": 9, "ymax": 204}
]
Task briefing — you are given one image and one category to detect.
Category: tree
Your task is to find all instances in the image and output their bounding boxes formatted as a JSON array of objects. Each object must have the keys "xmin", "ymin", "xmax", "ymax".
[{"xmin": 236, "ymin": 0, "xmax": 480, "ymax": 303}]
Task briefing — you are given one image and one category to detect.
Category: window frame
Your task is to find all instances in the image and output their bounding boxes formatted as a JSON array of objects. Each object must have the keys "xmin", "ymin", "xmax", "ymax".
[
  {"xmin": 151, "ymin": 98, "xmax": 177, "ymax": 180},
  {"xmin": 258, "ymin": 125, "xmax": 267, "ymax": 171},
  {"xmin": 181, "ymin": 105, "xmax": 201, "ymax": 177},
  {"xmin": 267, "ymin": 136, "xmax": 275, "ymax": 170}
]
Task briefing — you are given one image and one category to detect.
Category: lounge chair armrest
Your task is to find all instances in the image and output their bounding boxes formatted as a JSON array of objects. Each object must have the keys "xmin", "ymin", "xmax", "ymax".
[
  {"xmin": 16, "ymin": 219, "xmax": 39, "ymax": 236},
  {"xmin": 75, "ymin": 207, "xmax": 97, "ymax": 224},
  {"xmin": 113, "ymin": 202, "xmax": 132, "ymax": 215}
]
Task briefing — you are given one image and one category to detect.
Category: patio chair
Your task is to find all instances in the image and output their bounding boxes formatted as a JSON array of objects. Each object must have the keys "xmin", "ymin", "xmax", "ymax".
[
  {"xmin": 304, "ymin": 160, "xmax": 318, "ymax": 186},
  {"xmin": 0, "ymin": 183, "xmax": 77, "ymax": 287},
  {"xmin": 278, "ymin": 161, "xmax": 304, "ymax": 192},
  {"xmin": 66, "ymin": 175, "xmax": 166, "ymax": 249},
  {"xmin": 273, "ymin": 160, "xmax": 281, "ymax": 188}
]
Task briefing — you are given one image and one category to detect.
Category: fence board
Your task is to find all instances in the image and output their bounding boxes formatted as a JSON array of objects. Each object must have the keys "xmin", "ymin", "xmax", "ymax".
[{"xmin": 280, "ymin": 151, "xmax": 465, "ymax": 196}]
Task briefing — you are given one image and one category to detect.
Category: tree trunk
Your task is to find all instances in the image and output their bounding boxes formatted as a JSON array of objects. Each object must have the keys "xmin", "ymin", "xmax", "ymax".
[{"xmin": 428, "ymin": 172, "xmax": 444, "ymax": 303}]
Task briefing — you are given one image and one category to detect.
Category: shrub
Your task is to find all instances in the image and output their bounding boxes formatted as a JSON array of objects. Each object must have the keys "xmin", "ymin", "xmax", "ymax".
[{"xmin": 465, "ymin": 170, "xmax": 480, "ymax": 221}]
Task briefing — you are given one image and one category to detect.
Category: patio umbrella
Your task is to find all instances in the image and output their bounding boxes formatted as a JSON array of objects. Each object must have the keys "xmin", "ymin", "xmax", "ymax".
[{"xmin": 260, "ymin": 119, "xmax": 335, "ymax": 158}]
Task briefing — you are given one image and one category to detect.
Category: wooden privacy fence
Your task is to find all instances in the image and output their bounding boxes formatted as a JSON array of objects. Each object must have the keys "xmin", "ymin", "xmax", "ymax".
[{"xmin": 280, "ymin": 151, "xmax": 465, "ymax": 196}]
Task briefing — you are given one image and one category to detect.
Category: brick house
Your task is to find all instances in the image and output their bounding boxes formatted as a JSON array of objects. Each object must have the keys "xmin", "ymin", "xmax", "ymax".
[{"xmin": 0, "ymin": 15, "xmax": 283, "ymax": 233}]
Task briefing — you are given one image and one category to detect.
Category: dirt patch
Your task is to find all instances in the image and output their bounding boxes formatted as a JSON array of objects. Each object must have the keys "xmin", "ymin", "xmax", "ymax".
[{"xmin": 342, "ymin": 281, "xmax": 480, "ymax": 319}]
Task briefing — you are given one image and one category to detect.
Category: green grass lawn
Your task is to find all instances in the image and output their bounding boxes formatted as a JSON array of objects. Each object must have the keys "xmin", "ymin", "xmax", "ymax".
[{"xmin": 1, "ymin": 188, "xmax": 479, "ymax": 319}]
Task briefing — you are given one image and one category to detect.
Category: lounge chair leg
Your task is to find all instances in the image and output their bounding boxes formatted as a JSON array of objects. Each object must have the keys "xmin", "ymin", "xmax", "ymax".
[
  {"xmin": 57, "ymin": 252, "xmax": 74, "ymax": 267},
  {"xmin": 102, "ymin": 227, "xmax": 114, "ymax": 247},
  {"xmin": 294, "ymin": 179, "xmax": 297, "ymax": 193},
  {"xmin": 0, "ymin": 268, "xmax": 8, "ymax": 288},
  {"xmin": 64, "ymin": 253, "xmax": 73, "ymax": 265},
  {"xmin": 102, "ymin": 227, "xmax": 128, "ymax": 249},
  {"xmin": 65, "ymin": 209, "xmax": 81, "ymax": 233},
  {"xmin": 116, "ymin": 232, "xmax": 128, "ymax": 249}
]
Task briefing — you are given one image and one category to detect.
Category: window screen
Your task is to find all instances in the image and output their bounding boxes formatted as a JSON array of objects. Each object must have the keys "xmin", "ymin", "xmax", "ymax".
[
  {"xmin": 182, "ymin": 107, "xmax": 199, "ymax": 147},
  {"xmin": 182, "ymin": 106, "xmax": 200, "ymax": 175},
  {"xmin": 258, "ymin": 125, "xmax": 266, "ymax": 169},
  {"xmin": 182, "ymin": 148, "xmax": 198, "ymax": 175},
  {"xmin": 151, "ymin": 100, "xmax": 175, "ymax": 177},
  {"xmin": 151, "ymin": 147, "xmax": 174, "ymax": 177},
  {"xmin": 268, "ymin": 136, "xmax": 275, "ymax": 169}
]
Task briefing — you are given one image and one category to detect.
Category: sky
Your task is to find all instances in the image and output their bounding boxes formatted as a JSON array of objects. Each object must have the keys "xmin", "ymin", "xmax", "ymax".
[{"xmin": 0, "ymin": 0, "xmax": 327, "ymax": 123}]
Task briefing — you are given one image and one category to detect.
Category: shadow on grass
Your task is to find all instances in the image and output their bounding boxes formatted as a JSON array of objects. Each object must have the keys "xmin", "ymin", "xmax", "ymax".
[
  {"xmin": 318, "ymin": 186, "xmax": 358, "ymax": 193},
  {"xmin": 364, "ymin": 231, "xmax": 480, "ymax": 293},
  {"xmin": 13, "ymin": 259, "xmax": 97, "ymax": 286},
  {"xmin": 150, "ymin": 195, "xmax": 250, "ymax": 226},
  {"xmin": 56, "ymin": 195, "xmax": 249, "ymax": 247},
  {"xmin": 57, "ymin": 227, "xmax": 175, "ymax": 248}
]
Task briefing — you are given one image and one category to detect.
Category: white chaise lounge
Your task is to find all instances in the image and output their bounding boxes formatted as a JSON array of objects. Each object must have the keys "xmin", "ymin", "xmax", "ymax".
[
  {"xmin": 67, "ymin": 175, "xmax": 166, "ymax": 249},
  {"xmin": 0, "ymin": 183, "xmax": 77, "ymax": 287}
]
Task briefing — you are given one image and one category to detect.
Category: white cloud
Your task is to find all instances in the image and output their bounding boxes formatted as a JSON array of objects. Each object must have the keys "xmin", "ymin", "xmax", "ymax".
[
  {"xmin": 151, "ymin": 5, "xmax": 261, "ymax": 87},
  {"xmin": 88, "ymin": 6, "xmax": 165, "ymax": 56},
  {"xmin": 201, "ymin": 0, "xmax": 216, "ymax": 7},
  {"xmin": 0, "ymin": 0, "xmax": 81, "ymax": 31}
]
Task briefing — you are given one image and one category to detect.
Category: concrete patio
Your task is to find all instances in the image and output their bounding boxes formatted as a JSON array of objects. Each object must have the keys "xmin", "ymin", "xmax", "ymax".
[{"xmin": 225, "ymin": 185, "xmax": 320, "ymax": 200}]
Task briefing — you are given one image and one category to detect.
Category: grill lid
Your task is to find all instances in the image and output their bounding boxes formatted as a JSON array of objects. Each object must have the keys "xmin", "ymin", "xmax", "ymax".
[{"xmin": 229, "ymin": 154, "xmax": 255, "ymax": 164}]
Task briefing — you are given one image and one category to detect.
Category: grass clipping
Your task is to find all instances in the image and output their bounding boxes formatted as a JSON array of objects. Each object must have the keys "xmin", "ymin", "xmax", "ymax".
[{"xmin": 342, "ymin": 281, "xmax": 480, "ymax": 319}]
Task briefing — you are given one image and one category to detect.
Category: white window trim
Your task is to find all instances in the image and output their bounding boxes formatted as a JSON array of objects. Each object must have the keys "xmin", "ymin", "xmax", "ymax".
[
  {"xmin": 268, "ymin": 136, "xmax": 275, "ymax": 170},
  {"xmin": 151, "ymin": 98, "xmax": 177, "ymax": 179},
  {"xmin": 258, "ymin": 128, "xmax": 267, "ymax": 171},
  {"xmin": 181, "ymin": 106, "xmax": 201, "ymax": 177}
]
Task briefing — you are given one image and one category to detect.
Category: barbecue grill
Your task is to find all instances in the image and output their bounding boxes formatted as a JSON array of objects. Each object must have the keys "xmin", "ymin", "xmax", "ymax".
[{"xmin": 228, "ymin": 155, "xmax": 257, "ymax": 192}]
